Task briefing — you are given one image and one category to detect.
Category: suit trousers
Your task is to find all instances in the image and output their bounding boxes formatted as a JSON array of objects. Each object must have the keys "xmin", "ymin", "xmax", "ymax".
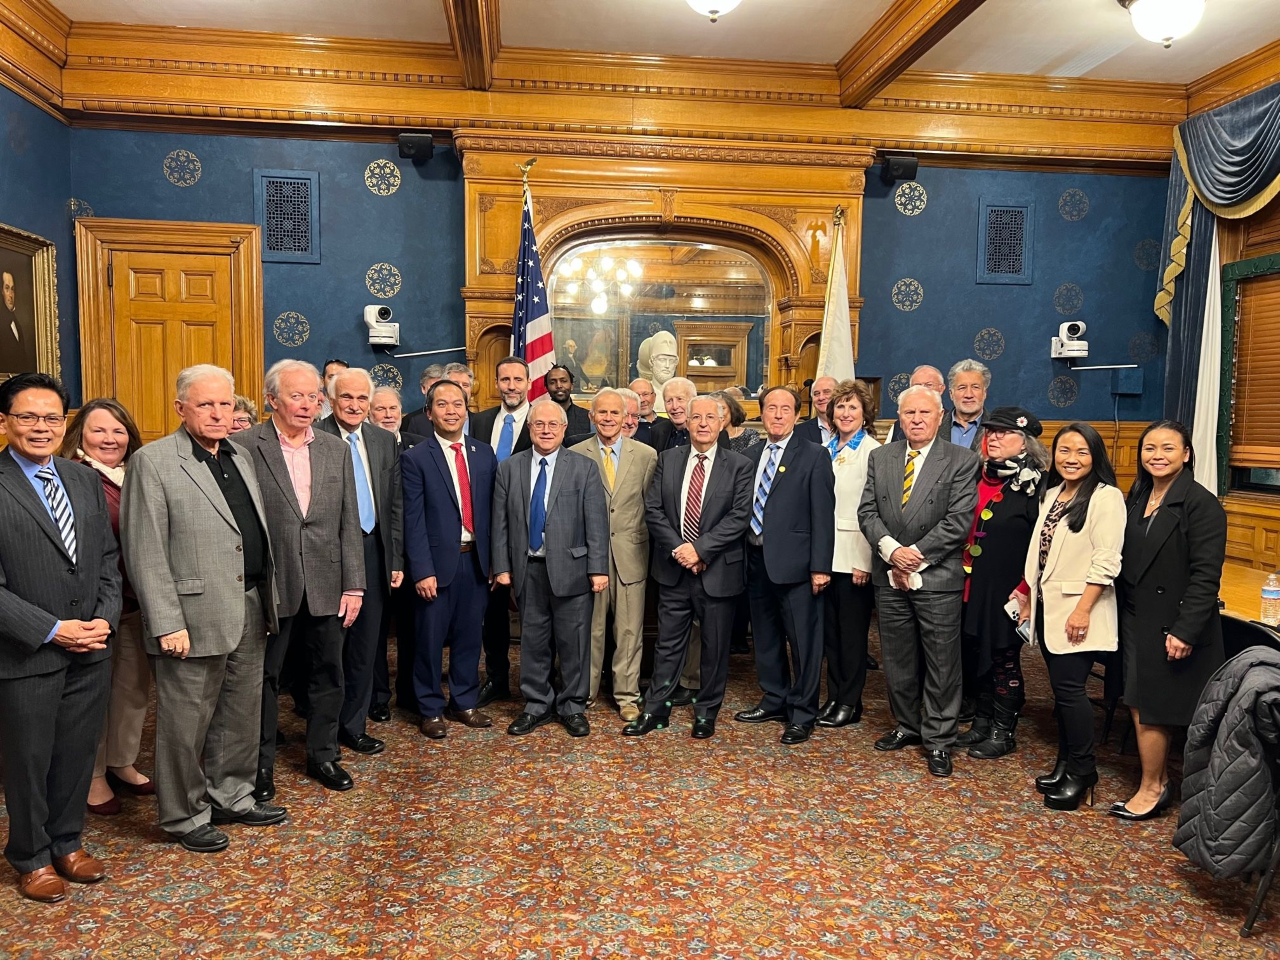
[
  {"xmin": 93, "ymin": 607, "xmax": 149, "ymax": 777},
  {"xmin": 0, "ymin": 656, "xmax": 110, "ymax": 874},
  {"xmin": 261, "ymin": 592, "xmax": 345, "ymax": 766},
  {"xmin": 1039, "ymin": 605, "xmax": 1097, "ymax": 776},
  {"xmin": 374, "ymin": 583, "xmax": 416, "ymax": 711},
  {"xmin": 413, "ymin": 547, "xmax": 488, "ymax": 716},
  {"xmin": 747, "ymin": 545, "xmax": 824, "ymax": 727},
  {"xmin": 482, "ymin": 582, "xmax": 515, "ymax": 685},
  {"xmin": 823, "ymin": 577, "xmax": 873, "ymax": 708},
  {"xmin": 152, "ymin": 587, "xmax": 266, "ymax": 836},
  {"xmin": 645, "ymin": 573, "xmax": 737, "ymax": 719},
  {"xmin": 589, "ymin": 553, "xmax": 647, "ymax": 707},
  {"xmin": 876, "ymin": 585, "xmax": 963, "ymax": 750},
  {"xmin": 339, "ymin": 532, "xmax": 389, "ymax": 743},
  {"xmin": 518, "ymin": 559, "xmax": 592, "ymax": 717}
]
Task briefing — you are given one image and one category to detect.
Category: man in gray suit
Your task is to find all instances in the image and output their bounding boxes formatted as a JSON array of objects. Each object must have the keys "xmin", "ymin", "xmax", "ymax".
[
  {"xmin": 122, "ymin": 365, "xmax": 286, "ymax": 853},
  {"xmin": 492, "ymin": 397, "xmax": 609, "ymax": 737},
  {"xmin": 316, "ymin": 367, "xmax": 403, "ymax": 757},
  {"xmin": 0, "ymin": 372, "xmax": 121, "ymax": 902},
  {"xmin": 858, "ymin": 384, "xmax": 980, "ymax": 778},
  {"xmin": 234, "ymin": 359, "xmax": 365, "ymax": 797}
]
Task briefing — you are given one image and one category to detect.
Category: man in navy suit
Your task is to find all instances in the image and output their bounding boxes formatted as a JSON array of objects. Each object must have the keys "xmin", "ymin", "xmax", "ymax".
[{"xmin": 401, "ymin": 379, "xmax": 497, "ymax": 738}]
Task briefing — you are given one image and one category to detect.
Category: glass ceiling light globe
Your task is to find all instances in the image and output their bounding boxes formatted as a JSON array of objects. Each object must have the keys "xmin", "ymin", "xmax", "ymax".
[
  {"xmin": 571, "ymin": 257, "xmax": 583, "ymax": 271},
  {"xmin": 1124, "ymin": 0, "xmax": 1205, "ymax": 48},
  {"xmin": 616, "ymin": 268, "xmax": 628, "ymax": 281},
  {"xmin": 686, "ymin": 0, "xmax": 743, "ymax": 23},
  {"xmin": 558, "ymin": 261, "xmax": 574, "ymax": 277},
  {"xmin": 627, "ymin": 260, "xmax": 643, "ymax": 277},
  {"xmin": 566, "ymin": 282, "xmax": 579, "ymax": 295},
  {"xmin": 620, "ymin": 283, "xmax": 633, "ymax": 297},
  {"xmin": 587, "ymin": 268, "xmax": 597, "ymax": 280},
  {"xmin": 601, "ymin": 256, "xmax": 615, "ymax": 270},
  {"xmin": 591, "ymin": 295, "xmax": 608, "ymax": 315},
  {"xmin": 591, "ymin": 279, "xmax": 606, "ymax": 293}
]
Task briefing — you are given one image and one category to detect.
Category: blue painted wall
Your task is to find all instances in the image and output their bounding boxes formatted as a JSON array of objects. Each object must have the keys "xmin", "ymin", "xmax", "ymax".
[{"xmin": 859, "ymin": 164, "xmax": 1168, "ymax": 421}]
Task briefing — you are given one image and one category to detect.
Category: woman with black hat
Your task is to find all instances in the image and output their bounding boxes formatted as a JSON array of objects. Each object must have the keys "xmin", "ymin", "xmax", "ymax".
[{"xmin": 956, "ymin": 407, "xmax": 1049, "ymax": 759}]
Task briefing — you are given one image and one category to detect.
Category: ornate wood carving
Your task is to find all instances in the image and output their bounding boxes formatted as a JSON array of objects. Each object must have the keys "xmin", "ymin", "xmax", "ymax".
[
  {"xmin": 442, "ymin": 0, "xmax": 501, "ymax": 91},
  {"xmin": 532, "ymin": 196, "xmax": 598, "ymax": 225},
  {"xmin": 735, "ymin": 204, "xmax": 798, "ymax": 230},
  {"xmin": 1188, "ymin": 37, "xmax": 1280, "ymax": 115}
]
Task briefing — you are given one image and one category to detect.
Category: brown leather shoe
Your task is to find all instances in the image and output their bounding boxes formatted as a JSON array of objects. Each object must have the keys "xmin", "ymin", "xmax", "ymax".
[
  {"xmin": 445, "ymin": 707, "xmax": 493, "ymax": 728},
  {"xmin": 53, "ymin": 849, "xmax": 105, "ymax": 884},
  {"xmin": 420, "ymin": 716, "xmax": 448, "ymax": 739},
  {"xmin": 620, "ymin": 704, "xmax": 641, "ymax": 722},
  {"xmin": 18, "ymin": 865, "xmax": 67, "ymax": 902}
]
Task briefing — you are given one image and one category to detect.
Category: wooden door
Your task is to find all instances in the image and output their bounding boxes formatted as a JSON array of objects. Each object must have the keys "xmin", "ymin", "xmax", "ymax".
[{"xmin": 474, "ymin": 324, "xmax": 511, "ymax": 411}]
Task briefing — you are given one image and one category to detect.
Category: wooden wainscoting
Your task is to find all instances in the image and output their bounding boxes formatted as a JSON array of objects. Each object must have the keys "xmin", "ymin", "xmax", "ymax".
[{"xmin": 1223, "ymin": 493, "xmax": 1280, "ymax": 570}]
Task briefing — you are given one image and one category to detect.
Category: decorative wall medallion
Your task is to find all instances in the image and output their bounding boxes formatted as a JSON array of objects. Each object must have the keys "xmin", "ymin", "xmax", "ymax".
[
  {"xmin": 273, "ymin": 311, "xmax": 310, "ymax": 347},
  {"xmin": 370, "ymin": 363, "xmax": 403, "ymax": 389},
  {"xmin": 65, "ymin": 198, "xmax": 94, "ymax": 220},
  {"xmin": 1048, "ymin": 376, "xmax": 1079, "ymax": 408},
  {"xmin": 888, "ymin": 373, "xmax": 911, "ymax": 403},
  {"xmin": 1058, "ymin": 188, "xmax": 1089, "ymax": 221},
  {"xmin": 479, "ymin": 257, "xmax": 518, "ymax": 275},
  {"xmin": 1053, "ymin": 282, "xmax": 1084, "ymax": 316},
  {"xmin": 891, "ymin": 278, "xmax": 924, "ymax": 312},
  {"xmin": 973, "ymin": 327, "xmax": 1005, "ymax": 361},
  {"xmin": 163, "ymin": 149, "xmax": 202, "ymax": 187},
  {"xmin": 894, "ymin": 181, "xmax": 927, "ymax": 216},
  {"xmin": 811, "ymin": 266, "xmax": 828, "ymax": 284},
  {"xmin": 1128, "ymin": 332, "xmax": 1159, "ymax": 364},
  {"xmin": 1133, "ymin": 238, "xmax": 1160, "ymax": 271},
  {"xmin": 478, "ymin": 194, "xmax": 497, "ymax": 214},
  {"xmin": 365, "ymin": 262, "xmax": 402, "ymax": 298},
  {"xmin": 364, "ymin": 159, "xmax": 401, "ymax": 196}
]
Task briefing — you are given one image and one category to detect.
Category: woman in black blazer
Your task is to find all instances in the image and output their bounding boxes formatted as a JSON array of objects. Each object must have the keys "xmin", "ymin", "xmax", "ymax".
[{"xmin": 1113, "ymin": 420, "xmax": 1226, "ymax": 821}]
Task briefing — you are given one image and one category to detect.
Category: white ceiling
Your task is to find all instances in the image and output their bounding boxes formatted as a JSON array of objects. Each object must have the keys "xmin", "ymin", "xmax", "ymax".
[{"xmin": 917, "ymin": 0, "xmax": 1280, "ymax": 83}]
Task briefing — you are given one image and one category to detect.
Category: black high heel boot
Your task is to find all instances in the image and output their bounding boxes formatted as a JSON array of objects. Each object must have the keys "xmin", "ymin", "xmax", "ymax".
[
  {"xmin": 1044, "ymin": 770, "xmax": 1098, "ymax": 811},
  {"xmin": 968, "ymin": 700, "xmax": 1019, "ymax": 759},
  {"xmin": 1036, "ymin": 760, "xmax": 1068, "ymax": 794}
]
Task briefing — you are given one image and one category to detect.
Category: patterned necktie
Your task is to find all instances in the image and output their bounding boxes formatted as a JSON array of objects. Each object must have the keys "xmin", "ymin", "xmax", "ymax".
[
  {"xmin": 601, "ymin": 446, "xmax": 616, "ymax": 491},
  {"xmin": 348, "ymin": 432, "xmax": 376, "ymax": 534},
  {"xmin": 902, "ymin": 449, "xmax": 921, "ymax": 506},
  {"xmin": 451, "ymin": 442, "xmax": 474, "ymax": 533},
  {"xmin": 529, "ymin": 457, "xmax": 548, "ymax": 552},
  {"xmin": 496, "ymin": 413, "xmax": 516, "ymax": 462},
  {"xmin": 683, "ymin": 453, "xmax": 707, "ymax": 542},
  {"xmin": 36, "ymin": 466, "xmax": 76, "ymax": 563},
  {"xmin": 750, "ymin": 443, "xmax": 779, "ymax": 536}
]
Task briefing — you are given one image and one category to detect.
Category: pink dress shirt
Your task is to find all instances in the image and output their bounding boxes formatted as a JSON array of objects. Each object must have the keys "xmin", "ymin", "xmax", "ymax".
[{"xmin": 278, "ymin": 424, "xmax": 314, "ymax": 517}]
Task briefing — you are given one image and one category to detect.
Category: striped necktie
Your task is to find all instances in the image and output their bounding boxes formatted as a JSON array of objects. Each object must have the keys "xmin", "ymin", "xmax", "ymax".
[
  {"xmin": 750, "ymin": 443, "xmax": 779, "ymax": 536},
  {"xmin": 682, "ymin": 453, "xmax": 707, "ymax": 542},
  {"xmin": 36, "ymin": 466, "xmax": 77, "ymax": 562},
  {"xmin": 902, "ymin": 450, "xmax": 921, "ymax": 506}
]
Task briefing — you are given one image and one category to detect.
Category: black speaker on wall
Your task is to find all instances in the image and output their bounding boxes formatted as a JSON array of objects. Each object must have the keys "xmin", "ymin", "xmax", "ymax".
[
  {"xmin": 878, "ymin": 152, "xmax": 919, "ymax": 184},
  {"xmin": 397, "ymin": 132, "xmax": 434, "ymax": 161}
]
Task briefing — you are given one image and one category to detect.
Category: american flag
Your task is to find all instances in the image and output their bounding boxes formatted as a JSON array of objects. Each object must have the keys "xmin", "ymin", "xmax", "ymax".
[{"xmin": 511, "ymin": 185, "xmax": 555, "ymax": 400}]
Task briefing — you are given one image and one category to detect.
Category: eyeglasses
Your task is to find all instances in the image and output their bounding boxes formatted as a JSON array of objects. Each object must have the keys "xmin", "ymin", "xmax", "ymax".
[
  {"xmin": 6, "ymin": 413, "xmax": 66, "ymax": 427},
  {"xmin": 231, "ymin": 417, "xmax": 255, "ymax": 427}
]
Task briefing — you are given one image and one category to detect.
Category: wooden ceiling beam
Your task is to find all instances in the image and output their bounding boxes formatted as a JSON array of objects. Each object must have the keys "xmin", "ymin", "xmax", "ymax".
[
  {"xmin": 442, "ymin": 0, "xmax": 501, "ymax": 91},
  {"xmin": 837, "ymin": 0, "xmax": 989, "ymax": 109}
]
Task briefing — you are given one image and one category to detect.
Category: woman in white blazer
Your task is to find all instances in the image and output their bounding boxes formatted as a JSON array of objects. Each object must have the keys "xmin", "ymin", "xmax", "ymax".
[
  {"xmin": 817, "ymin": 379, "xmax": 882, "ymax": 729},
  {"xmin": 1013, "ymin": 422, "xmax": 1125, "ymax": 811}
]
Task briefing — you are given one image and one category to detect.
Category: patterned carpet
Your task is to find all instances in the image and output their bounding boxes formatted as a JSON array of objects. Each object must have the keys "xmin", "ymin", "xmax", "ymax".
[{"xmin": 1, "ymin": 624, "xmax": 1275, "ymax": 959}]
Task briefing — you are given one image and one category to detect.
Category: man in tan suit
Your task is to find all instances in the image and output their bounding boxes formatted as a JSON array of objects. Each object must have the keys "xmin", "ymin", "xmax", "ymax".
[{"xmin": 571, "ymin": 388, "xmax": 656, "ymax": 721}]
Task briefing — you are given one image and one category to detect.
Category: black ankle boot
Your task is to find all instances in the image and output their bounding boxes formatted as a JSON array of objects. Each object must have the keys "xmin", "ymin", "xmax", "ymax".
[
  {"xmin": 956, "ymin": 717, "xmax": 992, "ymax": 747},
  {"xmin": 1044, "ymin": 770, "xmax": 1098, "ymax": 811},
  {"xmin": 968, "ymin": 701, "xmax": 1019, "ymax": 759},
  {"xmin": 1036, "ymin": 760, "xmax": 1068, "ymax": 794}
]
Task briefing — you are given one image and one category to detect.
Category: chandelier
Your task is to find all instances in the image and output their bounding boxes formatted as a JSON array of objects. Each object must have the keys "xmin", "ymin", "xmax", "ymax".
[
  {"xmin": 1116, "ymin": 0, "xmax": 1205, "ymax": 48},
  {"xmin": 556, "ymin": 253, "xmax": 645, "ymax": 315},
  {"xmin": 687, "ymin": 0, "xmax": 743, "ymax": 24}
]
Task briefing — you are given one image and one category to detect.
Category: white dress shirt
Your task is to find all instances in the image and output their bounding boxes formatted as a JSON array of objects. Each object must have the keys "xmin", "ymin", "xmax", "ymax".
[
  {"xmin": 435, "ymin": 432, "xmax": 474, "ymax": 543},
  {"xmin": 679, "ymin": 444, "xmax": 719, "ymax": 537},
  {"xmin": 338, "ymin": 422, "xmax": 377, "ymax": 513},
  {"xmin": 877, "ymin": 435, "xmax": 938, "ymax": 586},
  {"xmin": 528, "ymin": 446, "xmax": 559, "ymax": 557},
  {"xmin": 491, "ymin": 402, "xmax": 530, "ymax": 450}
]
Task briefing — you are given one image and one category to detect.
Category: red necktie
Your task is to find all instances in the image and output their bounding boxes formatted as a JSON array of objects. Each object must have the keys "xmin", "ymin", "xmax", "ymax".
[
  {"xmin": 451, "ymin": 442, "xmax": 474, "ymax": 533},
  {"xmin": 683, "ymin": 454, "xmax": 707, "ymax": 542}
]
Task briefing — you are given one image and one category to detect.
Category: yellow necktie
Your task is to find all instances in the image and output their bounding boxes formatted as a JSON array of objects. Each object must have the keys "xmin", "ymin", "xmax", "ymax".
[
  {"xmin": 602, "ymin": 448, "xmax": 616, "ymax": 491},
  {"xmin": 902, "ymin": 450, "xmax": 920, "ymax": 506}
]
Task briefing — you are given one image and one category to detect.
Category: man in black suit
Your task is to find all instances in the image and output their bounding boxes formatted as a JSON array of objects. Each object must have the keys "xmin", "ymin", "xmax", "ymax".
[
  {"xmin": 794, "ymin": 375, "xmax": 836, "ymax": 447},
  {"xmin": 648, "ymin": 378, "xmax": 731, "ymax": 453},
  {"xmin": 625, "ymin": 396, "xmax": 753, "ymax": 740},
  {"xmin": 317, "ymin": 368, "xmax": 403, "ymax": 757},
  {"xmin": 545, "ymin": 364, "xmax": 593, "ymax": 440},
  {"xmin": 733, "ymin": 385, "xmax": 835, "ymax": 745},
  {"xmin": 1, "ymin": 270, "xmax": 37, "ymax": 374},
  {"xmin": 0, "ymin": 373, "xmax": 121, "ymax": 902}
]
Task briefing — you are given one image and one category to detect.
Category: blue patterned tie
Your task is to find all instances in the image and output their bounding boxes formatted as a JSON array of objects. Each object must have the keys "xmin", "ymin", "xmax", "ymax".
[
  {"xmin": 750, "ymin": 443, "xmax": 779, "ymax": 536},
  {"xmin": 348, "ymin": 432, "xmax": 376, "ymax": 534},
  {"xmin": 496, "ymin": 413, "xmax": 515, "ymax": 462},
  {"xmin": 529, "ymin": 457, "xmax": 548, "ymax": 551},
  {"xmin": 36, "ymin": 466, "xmax": 76, "ymax": 563}
]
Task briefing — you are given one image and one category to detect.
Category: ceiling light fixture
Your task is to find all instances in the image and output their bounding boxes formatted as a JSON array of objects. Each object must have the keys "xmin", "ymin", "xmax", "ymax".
[
  {"xmin": 686, "ymin": 0, "xmax": 743, "ymax": 24},
  {"xmin": 1117, "ymin": 0, "xmax": 1205, "ymax": 49}
]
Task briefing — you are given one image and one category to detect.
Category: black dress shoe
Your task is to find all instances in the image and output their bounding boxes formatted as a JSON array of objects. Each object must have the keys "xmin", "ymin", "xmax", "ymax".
[
  {"xmin": 1036, "ymin": 759, "xmax": 1069, "ymax": 794},
  {"xmin": 874, "ymin": 729, "xmax": 923, "ymax": 751},
  {"xmin": 622, "ymin": 713, "xmax": 668, "ymax": 736},
  {"xmin": 780, "ymin": 723, "xmax": 813, "ymax": 745},
  {"xmin": 507, "ymin": 711, "xmax": 557, "ymax": 736},
  {"xmin": 253, "ymin": 767, "xmax": 275, "ymax": 802},
  {"xmin": 274, "ymin": 729, "xmax": 286, "ymax": 746},
  {"xmin": 306, "ymin": 760, "xmax": 354, "ymax": 791},
  {"xmin": 367, "ymin": 704, "xmax": 391, "ymax": 723},
  {"xmin": 178, "ymin": 823, "xmax": 229, "ymax": 853},
  {"xmin": 561, "ymin": 713, "xmax": 590, "ymax": 738},
  {"xmin": 668, "ymin": 685, "xmax": 698, "ymax": 707},
  {"xmin": 1109, "ymin": 782, "xmax": 1173, "ymax": 821},
  {"xmin": 691, "ymin": 717, "xmax": 716, "ymax": 739},
  {"xmin": 339, "ymin": 733, "xmax": 386, "ymax": 755},
  {"xmin": 816, "ymin": 700, "xmax": 838, "ymax": 723},
  {"xmin": 477, "ymin": 678, "xmax": 511, "ymax": 709},
  {"xmin": 730, "ymin": 640, "xmax": 750, "ymax": 655},
  {"xmin": 816, "ymin": 704, "xmax": 860, "ymax": 728},
  {"xmin": 927, "ymin": 750, "xmax": 953, "ymax": 777},
  {"xmin": 866, "ymin": 654, "xmax": 879, "ymax": 671},
  {"xmin": 213, "ymin": 803, "xmax": 288, "ymax": 827},
  {"xmin": 734, "ymin": 705, "xmax": 787, "ymax": 723}
]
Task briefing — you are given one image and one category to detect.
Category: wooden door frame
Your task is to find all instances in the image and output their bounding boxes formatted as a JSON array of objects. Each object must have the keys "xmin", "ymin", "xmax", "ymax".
[{"xmin": 75, "ymin": 218, "xmax": 264, "ymax": 408}]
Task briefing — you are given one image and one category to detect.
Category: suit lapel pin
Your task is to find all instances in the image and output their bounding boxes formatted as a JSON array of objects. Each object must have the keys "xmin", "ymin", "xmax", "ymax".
[{"xmin": 778, "ymin": 465, "xmax": 786, "ymax": 473}]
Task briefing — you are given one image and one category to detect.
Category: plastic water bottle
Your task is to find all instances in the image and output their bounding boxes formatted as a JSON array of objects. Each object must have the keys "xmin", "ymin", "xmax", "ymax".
[{"xmin": 1263, "ymin": 573, "xmax": 1280, "ymax": 627}]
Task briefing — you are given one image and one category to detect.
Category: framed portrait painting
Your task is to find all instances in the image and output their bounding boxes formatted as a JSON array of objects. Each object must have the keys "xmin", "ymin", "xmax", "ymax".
[{"xmin": 0, "ymin": 221, "xmax": 59, "ymax": 380}]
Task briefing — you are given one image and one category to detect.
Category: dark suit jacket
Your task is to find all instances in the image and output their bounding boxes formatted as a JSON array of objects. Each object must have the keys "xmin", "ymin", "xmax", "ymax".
[
  {"xmin": 648, "ymin": 418, "xmax": 731, "ymax": 453},
  {"xmin": 471, "ymin": 405, "xmax": 531, "ymax": 457},
  {"xmin": 632, "ymin": 419, "xmax": 652, "ymax": 445},
  {"xmin": 793, "ymin": 416, "xmax": 828, "ymax": 447},
  {"xmin": 752, "ymin": 436, "xmax": 836, "ymax": 584},
  {"xmin": 889, "ymin": 410, "xmax": 984, "ymax": 452},
  {"xmin": 402, "ymin": 433, "xmax": 496, "ymax": 587},
  {"xmin": 398, "ymin": 430, "xmax": 426, "ymax": 454},
  {"xmin": 317, "ymin": 416, "xmax": 404, "ymax": 582},
  {"xmin": 1, "ymin": 305, "xmax": 37, "ymax": 373},
  {"xmin": 562, "ymin": 401, "xmax": 593, "ymax": 439},
  {"xmin": 646, "ymin": 445, "xmax": 753, "ymax": 598},
  {"xmin": 0, "ymin": 452, "xmax": 122, "ymax": 679}
]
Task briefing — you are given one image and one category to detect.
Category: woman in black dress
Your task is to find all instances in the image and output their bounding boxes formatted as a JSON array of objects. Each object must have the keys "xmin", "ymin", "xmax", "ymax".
[{"xmin": 1112, "ymin": 420, "xmax": 1226, "ymax": 821}]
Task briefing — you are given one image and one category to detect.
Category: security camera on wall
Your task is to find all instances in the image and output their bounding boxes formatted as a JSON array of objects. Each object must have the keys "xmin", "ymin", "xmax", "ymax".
[
  {"xmin": 364, "ymin": 305, "xmax": 400, "ymax": 347},
  {"xmin": 1051, "ymin": 320, "xmax": 1089, "ymax": 359}
]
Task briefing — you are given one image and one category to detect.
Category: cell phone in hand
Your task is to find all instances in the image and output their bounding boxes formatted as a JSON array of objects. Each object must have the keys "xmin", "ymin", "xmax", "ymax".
[
  {"xmin": 1004, "ymin": 598, "xmax": 1021, "ymax": 621},
  {"xmin": 1016, "ymin": 619, "xmax": 1033, "ymax": 645}
]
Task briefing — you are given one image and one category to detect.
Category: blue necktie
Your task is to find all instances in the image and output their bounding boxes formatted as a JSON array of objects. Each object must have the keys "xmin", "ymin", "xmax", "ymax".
[
  {"xmin": 496, "ymin": 413, "xmax": 515, "ymax": 461},
  {"xmin": 348, "ymin": 432, "xmax": 376, "ymax": 534},
  {"xmin": 751, "ymin": 443, "xmax": 779, "ymax": 536},
  {"xmin": 529, "ymin": 457, "xmax": 548, "ymax": 552}
]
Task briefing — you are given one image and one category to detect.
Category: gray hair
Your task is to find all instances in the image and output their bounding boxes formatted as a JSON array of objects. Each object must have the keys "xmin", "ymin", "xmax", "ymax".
[
  {"xmin": 615, "ymin": 387, "xmax": 641, "ymax": 410},
  {"xmin": 372, "ymin": 385, "xmax": 402, "ymax": 403},
  {"xmin": 443, "ymin": 362, "xmax": 473, "ymax": 381},
  {"xmin": 590, "ymin": 387, "xmax": 625, "ymax": 413},
  {"xmin": 662, "ymin": 376, "xmax": 698, "ymax": 400},
  {"xmin": 690, "ymin": 395, "xmax": 723, "ymax": 417},
  {"xmin": 419, "ymin": 363, "xmax": 446, "ymax": 387},
  {"xmin": 947, "ymin": 358, "xmax": 992, "ymax": 390},
  {"xmin": 328, "ymin": 366, "xmax": 374, "ymax": 399},
  {"xmin": 529, "ymin": 396, "xmax": 568, "ymax": 425},
  {"xmin": 705, "ymin": 392, "xmax": 729, "ymax": 418},
  {"xmin": 233, "ymin": 394, "xmax": 258, "ymax": 420},
  {"xmin": 897, "ymin": 384, "xmax": 943, "ymax": 411},
  {"xmin": 629, "ymin": 378, "xmax": 653, "ymax": 392},
  {"xmin": 911, "ymin": 364, "xmax": 944, "ymax": 383},
  {"xmin": 176, "ymin": 364, "xmax": 234, "ymax": 401},
  {"xmin": 264, "ymin": 359, "xmax": 321, "ymax": 398},
  {"xmin": 1024, "ymin": 434, "xmax": 1050, "ymax": 471}
]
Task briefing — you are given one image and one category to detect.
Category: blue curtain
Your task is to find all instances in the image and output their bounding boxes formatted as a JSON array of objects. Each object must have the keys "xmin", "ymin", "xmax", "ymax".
[
  {"xmin": 1159, "ymin": 162, "xmax": 1214, "ymax": 422},
  {"xmin": 1180, "ymin": 84, "xmax": 1280, "ymax": 211}
]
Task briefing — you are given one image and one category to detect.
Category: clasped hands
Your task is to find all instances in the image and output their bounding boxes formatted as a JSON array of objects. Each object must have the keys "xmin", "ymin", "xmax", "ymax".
[
  {"xmin": 673, "ymin": 542, "xmax": 706, "ymax": 575},
  {"xmin": 53, "ymin": 619, "xmax": 111, "ymax": 653}
]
